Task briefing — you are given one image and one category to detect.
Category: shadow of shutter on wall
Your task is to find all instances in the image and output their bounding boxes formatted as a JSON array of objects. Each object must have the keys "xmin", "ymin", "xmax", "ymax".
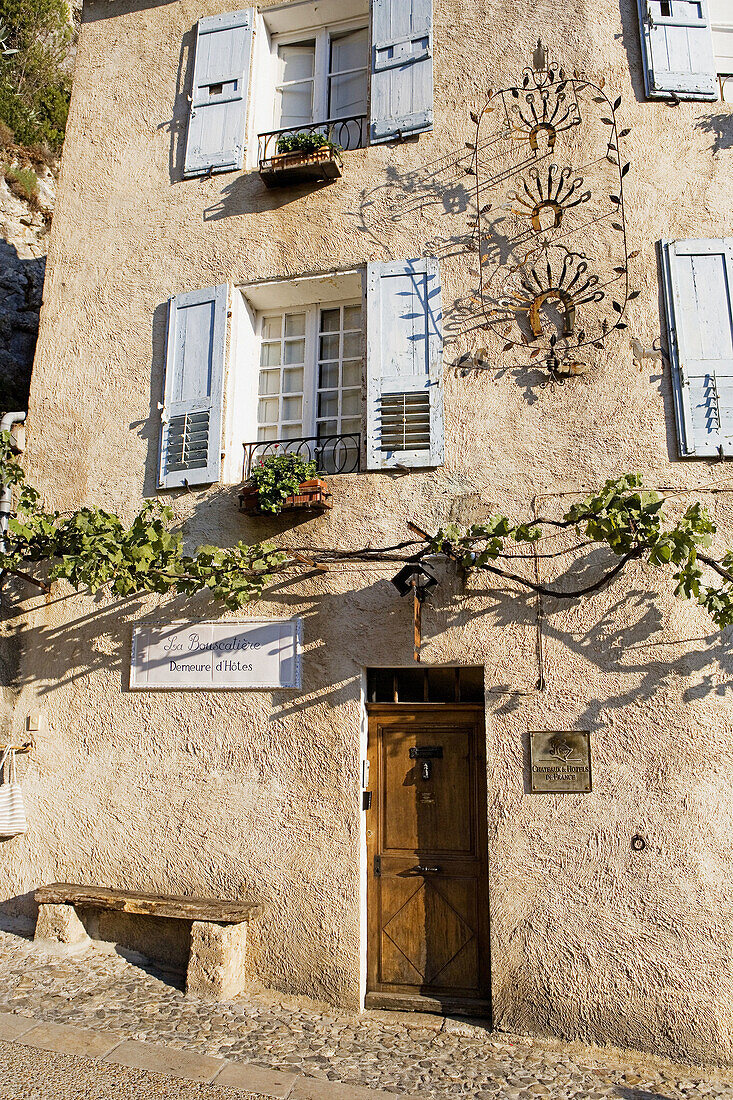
[
  {"xmin": 661, "ymin": 239, "xmax": 733, "ymax": 458},
  {"xmin": 366, "ymin": 259, "xmax": 443, "ymax": 470},
  {"xmin": 636, "ymin": 0, "xmax": 717, "ymax": 99},
  {"xmin": 184, "ymin": 9, "xmax": 254, "ymax": 177},
  {"xmin": 159, "ymin": 285, "xmax": 228, "ymax": 488},
  {"xmin": 370, "ymin": 0, "xmax": 433, "ymax": 144}
]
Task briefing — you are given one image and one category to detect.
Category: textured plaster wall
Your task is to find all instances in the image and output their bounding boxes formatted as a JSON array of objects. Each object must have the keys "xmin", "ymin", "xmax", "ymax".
[{"xmin": 1, "ymin": 0, "xmax": 733, "ymax": 1066}]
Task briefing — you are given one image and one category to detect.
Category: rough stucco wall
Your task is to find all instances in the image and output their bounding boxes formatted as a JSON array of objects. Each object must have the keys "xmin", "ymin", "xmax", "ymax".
[{"xmin": 1, "ymin": 0, "xmax": 733, "ymax": 1065}]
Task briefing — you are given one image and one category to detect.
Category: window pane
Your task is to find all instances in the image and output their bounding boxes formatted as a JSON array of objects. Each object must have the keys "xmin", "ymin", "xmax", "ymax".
[
  {"xmin": 343, "ymin": 305, "xmax": 362, "ymax": 330},
  {"xmin": 285, "ymin": 313, "xmax": 306, "ymax": 337},
  {"xmin": 396, "ymin": 667, "xmax": 426, "ymax": 703},
  {"xmin": 279, "ymin": 43, "xmax": 315, "ymax": 82},
  {"xmin": 279, "ymin": 82, "xmax": 313, "ymax": 128},
  {"xmin": 281, "ymin": 422, "xmax": 304, "ymax": 439},
  {"xmin": 262, "ymin": 316, "xmax": 282, "ymax": 340},
  {"xmin": 317, "ymin": 420, "xmax": 338, "ymax": 437},
  {"xmin": 367, "ymin": 668, "xmax": 394, "ymax": 703},
  {"xmin": 329, "ymin": 70, "xmax": 368, "ymax": 119},
  {"xmin": 319, "ymin": 333, "xmax": 340, "ymax": 360},
  {"xmin": 282, "ymin": 368, "xmax": 304, "ymax": 393},
  {"xmin": 259, "ymin": 370, "xmax": 280, "ymax": 395},
  {"xmin": 459, "ymin": 667, "xmax": 484, "ymax": 703},
  {"xmin": 330, "ymin": 29, "xmax": 368, "ymax": 74},
  {"xmin": 258, "ymin": 425, "xmax": 277, "ymax": 441},
  {"xmin": 282, "ymin": 396, "xmax": 303, "ymax": 420},
  {"xmin": 427, "ymin": 667, "xmax": 457, "ymax": 703},
  {"xmin": 341, "ymin": 389, "xmax": 360, "ymax": 416},
  {"xmin": 319, "ymin": 362, "xmax": 339, "ymax": 388},
  {"xmin": 342, "ymin": 360, "xmax": 361, "ymax": 388},
  {"xmin": 258, "ymin": 398, "xmax": 278, "ymax": 424},
  {"xmin": 261, "ymin": 343, "xmax": 282, "ymax": 368},
  {"xmin": 320, "ymin": 308, "xmax": 340, "ymax": 333},
  {"xmin": 284, "ymin": 338, "xmax": 306, "ymax": 365},
  {"xmin": 341, "ymin": 417, "xmax": 361, "ymax": 435},
  {"xmin": 318, "ymin": 392, "xmax": 339, "ymax": 418},
  {"xmin": 343, "ymin": 331, "xmax": 361, "ymax": 359}
]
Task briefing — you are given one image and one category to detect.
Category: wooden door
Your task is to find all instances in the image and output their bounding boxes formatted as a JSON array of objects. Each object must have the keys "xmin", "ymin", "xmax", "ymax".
[{"xmin": 366, "ymin": 705, "xmax": 490, "ymax": 1016}]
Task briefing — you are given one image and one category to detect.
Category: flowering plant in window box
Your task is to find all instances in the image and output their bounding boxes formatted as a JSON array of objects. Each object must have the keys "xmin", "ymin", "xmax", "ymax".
[
  {"xmin": 260, "ymin": 132, "xmax": 343, "ymax": 188},
  {"xmin": 275, "ymin": 132, "xmax": 343, "ymax": 159},
  {"xmin": 239, "ymin": 452, "xmax": 332, "ymax": 515}
]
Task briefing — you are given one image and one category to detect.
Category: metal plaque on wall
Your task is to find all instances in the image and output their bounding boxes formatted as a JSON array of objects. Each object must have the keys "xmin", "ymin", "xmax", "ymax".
[
  {"xmin": 530, "ymin": 731, "xmax": 592, "ymax": 793},
  {"xmin": 130, "ymin": 619, "xmax": 302, "ymax": 690}
]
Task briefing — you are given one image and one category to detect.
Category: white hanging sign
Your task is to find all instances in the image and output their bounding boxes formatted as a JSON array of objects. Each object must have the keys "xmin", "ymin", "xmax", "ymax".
[{"xmin": 130, "ymin": 619, "xmax": 302, "ymax": 690}]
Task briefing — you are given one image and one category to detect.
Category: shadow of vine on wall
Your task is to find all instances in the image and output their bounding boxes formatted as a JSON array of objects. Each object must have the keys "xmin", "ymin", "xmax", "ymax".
[{"xmin": 695, "ymin": 112, "xmax": 733, "ymax": 153}]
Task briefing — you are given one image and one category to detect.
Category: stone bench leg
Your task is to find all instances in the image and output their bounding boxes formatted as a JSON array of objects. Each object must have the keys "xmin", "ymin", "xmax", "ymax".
[
  {"xmin": 34, "ymin": 902, "xmax": 90, "ymax": 947},
  {"xmin": 186, "ymin": 920, "xmax": 248, "ymax": 1001}
]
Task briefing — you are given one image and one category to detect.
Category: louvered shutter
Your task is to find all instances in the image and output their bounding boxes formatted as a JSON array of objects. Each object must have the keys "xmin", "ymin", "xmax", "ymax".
[
  {"xmin": 661, "ymin": 239, "xmax": 733, "ymax": 458},
  {"xmin": 636, "ymin": 0, "xmax": 717, "ymax": 99},
  {"xmin": 370, "ymin": 0, "xmax": 434, "ymax": 144},
  {"xmin": 159, "ymin": 285, "xmax": 228, "ymax": 488},
  {"xmin": 366, "ymin": 259, "xmax": 443, "ymax": 470},
  {"xmin": 184, "ymin": 9, "xmax": 254, "ymax": 177}
]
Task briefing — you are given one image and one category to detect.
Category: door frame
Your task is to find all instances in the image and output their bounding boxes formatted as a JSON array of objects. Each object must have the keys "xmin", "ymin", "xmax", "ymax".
[{"xmin": 362, "ymin": 700, "xmax": 491, "ymax": 1018}]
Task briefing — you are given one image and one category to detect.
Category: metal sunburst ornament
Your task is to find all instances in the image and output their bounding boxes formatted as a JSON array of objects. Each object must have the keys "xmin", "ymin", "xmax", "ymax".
[{"xmin": 461, "ymin": 41, "xmax": 639, "ymax": 384}]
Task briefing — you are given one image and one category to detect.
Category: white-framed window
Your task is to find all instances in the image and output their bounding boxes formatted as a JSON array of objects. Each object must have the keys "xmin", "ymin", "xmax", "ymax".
[
  {"xmin": 254, "ymin": 301, "xmax": 363, "ymax": 442},
  {"xmin": 269, "ymin": 21, "xmax": 369, "ymax": 147},
  {"xmin": 183, "ymin": 2, "xmax": 435, "ymax": 178},
  {"xmin": 711, "ymin": 0, "xmax": 733, "ymax": 102},
  {"xmin": 157, "ymin": 264, "xmax": 444, "ymax": 489},
  {"xmin": 256, "ymin": 300, "xmax": 363, "ymax": 443}
]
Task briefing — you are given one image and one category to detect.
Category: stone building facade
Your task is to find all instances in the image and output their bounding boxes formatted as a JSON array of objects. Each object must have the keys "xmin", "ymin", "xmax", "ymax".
[{"xmin": 2, "ymin": 0, "xmax": 733, "ymax": 1068}]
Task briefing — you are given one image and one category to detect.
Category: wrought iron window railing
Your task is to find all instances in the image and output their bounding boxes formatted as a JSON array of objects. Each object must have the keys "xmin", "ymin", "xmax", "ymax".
[
  {"xmin": 243, "ymin": 434, "xmax": 362, "ymax": 480},
  {"xmin": 257, "ymin": 115, "xmax": 367, "ymax": 165}
]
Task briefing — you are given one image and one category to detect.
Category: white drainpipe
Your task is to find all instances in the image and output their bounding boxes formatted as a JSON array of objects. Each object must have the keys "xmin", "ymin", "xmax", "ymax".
[{"xmin": 0, "ymin": 411, "xmax": 27, "ymax": 553}]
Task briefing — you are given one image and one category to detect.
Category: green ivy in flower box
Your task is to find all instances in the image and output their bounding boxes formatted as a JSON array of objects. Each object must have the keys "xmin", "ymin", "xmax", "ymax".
[
  {"xmin": 276, "ymin": 131, "xmax": 342, "ymax": 157},
  {"xmin": 248, "ymin": 452, "xmax": 318, "ymax": 514}
]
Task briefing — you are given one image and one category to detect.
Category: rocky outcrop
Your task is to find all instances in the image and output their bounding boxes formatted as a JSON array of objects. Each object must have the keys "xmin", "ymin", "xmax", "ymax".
[{"xmin": 0, "ymin": 161, "xmax": 56, "ymax": 413}]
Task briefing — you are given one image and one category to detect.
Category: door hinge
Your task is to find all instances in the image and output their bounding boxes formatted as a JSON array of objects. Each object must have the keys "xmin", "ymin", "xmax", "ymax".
[{"xmin": 374, "ymin": 855, "xmax": 381, "ymax": 877}]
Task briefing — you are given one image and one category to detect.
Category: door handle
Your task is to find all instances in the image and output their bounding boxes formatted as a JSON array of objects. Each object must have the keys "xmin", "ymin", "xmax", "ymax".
[{"xmin": 414, "ymin": 865, "xmax": 440, "ymax": 873}]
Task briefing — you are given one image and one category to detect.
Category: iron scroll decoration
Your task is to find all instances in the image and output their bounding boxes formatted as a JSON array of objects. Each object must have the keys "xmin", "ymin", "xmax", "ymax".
[{"xmin": 462, "ymin": 45, "xmax": 638, "ymax": 385}]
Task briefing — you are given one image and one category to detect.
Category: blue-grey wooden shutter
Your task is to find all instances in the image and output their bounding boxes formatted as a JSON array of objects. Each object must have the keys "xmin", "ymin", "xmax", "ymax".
[
  {"xmin": 370, "ymin": 0, "xmax": 433, "ymax": 144},
  {"xmin": 366, "ymin": 259, "xmax": 443, "ymax": 470},
  {"xmin": 636, "ymin": 0, "xmax": 717, "ymax": 99},
  {"xmin": 184, "ymin": 9, "xmax": 254, "ymax": 177},
  {"xmin": 159, "ymin": 285, "xmax": 229, "ymax": 488},
  {"xmin": 661, "ymin": 239, "xmax": 733, "ymax": 457}
]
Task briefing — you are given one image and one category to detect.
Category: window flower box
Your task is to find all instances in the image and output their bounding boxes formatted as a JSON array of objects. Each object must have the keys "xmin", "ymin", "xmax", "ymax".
[
  {"xmin": 239, "ymin": 478, "xmax": 332, "ymax": 515},
  {"xmin": 259, "ymin": 147, "xmax": 343, "ymax": 189}
]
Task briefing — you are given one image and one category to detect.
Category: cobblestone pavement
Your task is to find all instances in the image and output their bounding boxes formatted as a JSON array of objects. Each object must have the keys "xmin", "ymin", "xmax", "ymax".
[
  {"xmin": 0, "ymin": 928, "xmax": 732, "ymax": 1100},
  {"xmin": 0, "ymin": 1039, "xmax": 264, "ymax": 1100}
]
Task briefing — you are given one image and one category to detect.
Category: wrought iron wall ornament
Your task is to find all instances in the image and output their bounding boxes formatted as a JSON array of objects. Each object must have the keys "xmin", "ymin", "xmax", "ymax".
[{"xmin": 462, "ymin": 43, "xmax": 638, "ymax": 384}]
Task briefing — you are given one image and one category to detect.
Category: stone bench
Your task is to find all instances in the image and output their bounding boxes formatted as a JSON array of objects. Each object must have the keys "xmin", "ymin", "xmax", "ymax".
[{"xmin": 34, "ymin": 883, "xmax": 261, "ymax": 1001}]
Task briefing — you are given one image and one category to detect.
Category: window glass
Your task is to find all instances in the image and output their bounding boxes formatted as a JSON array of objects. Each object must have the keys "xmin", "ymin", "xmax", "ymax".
[
  {"xmin": 329, "ymin": 28, "xmax": 368, "ymax": 120},
  {"xmin": 257, "ymin": 311, "xmax": 306, "ymax": 440},
  {"xmin": 710, "ymin": 0, "xmax": 733, "ymax": 100},
  {"xmin": 276, "ymin": 43, "xmax": 315, "ymax": 129},
  {"xmin": 316, "ymin": 304, "xmax": 363, "ymax": 454},
  {"xmin": 255, "ymin": 301, "xmax": 363, "ymax": 461}
]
